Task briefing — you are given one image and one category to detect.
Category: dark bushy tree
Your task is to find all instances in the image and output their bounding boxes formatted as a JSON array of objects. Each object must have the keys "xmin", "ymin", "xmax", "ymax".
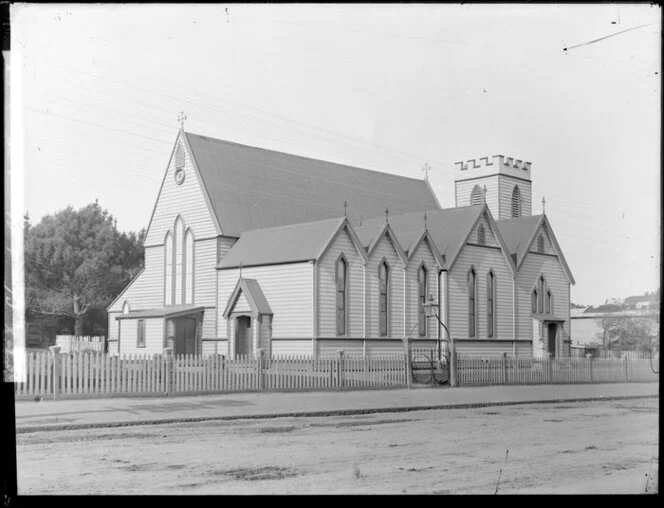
[{"xmin": 24, "ymin": 201, "xmax": 144, "ymax": 338}]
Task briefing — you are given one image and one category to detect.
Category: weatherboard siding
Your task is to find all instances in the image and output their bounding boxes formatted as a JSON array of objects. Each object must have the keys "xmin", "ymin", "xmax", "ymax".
[
  {"xmin": 108, "ymin": 246, "xmax": 165, "ymax": 313},
  {"xmin": 448, "ymin": 244, "xmax": 513, "ymax": 341},
  {"xmin": 516, "ymin": 254, "xmax": 570, "ymax": 354},
  {"xmin": 454, "ymin": 340, "xmax": 532, "ymax": 357},
  {"xmin": 468, "ymin": 213, "xmax": 499, "ymax": 247},
  {"xmin": 365, "ymin": 233, "xmax": 405, "ymax": 338},
  {"xmin": 201, "ymin": 339, "xmax": 227, "ymax": 356},
  {"xmin": 193, "ymin": 238, "xmax": 217, "ymax": 307},
  {"xmin": 108, "ymin": 312, "xmax": 120, "ymax": 344},
  {"xmin": 271, "ymin": 340, "xmax": 313, "ymax": 356},
  {"xmin": 217, "ymin": 236, "xmax": 238, "ymax": 263},
  {"xmin": 528, "ymin": 224, "xmax": 555, "ymax": 255},
  {"xmin": 405, "ymin": 239, "xmax": 438, "ymax": 339},
  {"xmin": 144, "ymin": 133, "xmax": 218, "ymax": 247},
  {"xmin": 455, "ymin": 178, "xmax": 499, "ymax": 215},
  {"xmin": 318, "ymin": 227, "xmax": 364, "ymax": 338},
  {"xmin": 498, "ymin": 175, "xmax": 532, "ymax": 218},
  {"xmin": 119, "ymin": 318, "xmax": 164, "ymax": 356},
  {"xmin": 217, "ymin": 262, "xmax": 314, "ymax": 339}
]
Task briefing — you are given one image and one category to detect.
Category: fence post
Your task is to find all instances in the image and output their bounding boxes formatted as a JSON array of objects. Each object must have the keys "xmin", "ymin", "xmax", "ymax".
[
  {"xmin": 163, "ymin": 347, "xmax": 173, "ymax": 396},
  {"xmin": 337, "ymin": 350, "xmax": 345, "ymax": 388},
  {"xmin": 257, "ymin": 349, "xmax": 264, "ymax": 391},
  {"xmin": 586, "ymin": 354, "xmax": 593, "ymax": 383},
  {"xmin": 501, "ymin": 352, "xmax": 508, "ymax": 384},
  {"xmin": 406, "ymin": 344, "xmax": 412, "ymax": 389},
  {"xmin": 623, "ymin": 356, "xmax": 629, "ymax": 382},
  {"xmin": 49, "ymin": 346, "xmax": 62, "ymax": 400},
  {"xmin": 449, "ymin": 341, "xmax": 458, "ymax": 388}
]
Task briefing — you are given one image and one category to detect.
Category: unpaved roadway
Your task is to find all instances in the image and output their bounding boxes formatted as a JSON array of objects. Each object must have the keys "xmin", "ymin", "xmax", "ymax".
[{"xmin": 16, "ymin": 398, "xmax": 658, "ymax": 494}]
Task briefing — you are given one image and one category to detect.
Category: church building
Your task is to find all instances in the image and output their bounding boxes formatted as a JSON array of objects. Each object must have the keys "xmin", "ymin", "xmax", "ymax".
[{"xmin": 107, "ymin": 129, "xmax": 574, "ymax": 359}]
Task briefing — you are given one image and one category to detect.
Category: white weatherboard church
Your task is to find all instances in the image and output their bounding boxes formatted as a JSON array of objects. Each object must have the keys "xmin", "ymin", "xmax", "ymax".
[{"xmin": 107, "ymin": 128, "xmax": 575, "ymax": 359}]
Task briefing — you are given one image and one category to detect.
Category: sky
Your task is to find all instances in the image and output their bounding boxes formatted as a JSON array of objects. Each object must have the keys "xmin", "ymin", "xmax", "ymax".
[{"xmin": 9, "ymin": 3, "xmax": 662, "ymax": 307}]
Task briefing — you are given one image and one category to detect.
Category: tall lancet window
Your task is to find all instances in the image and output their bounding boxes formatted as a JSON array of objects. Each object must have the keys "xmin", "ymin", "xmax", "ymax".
[
  {"xmin": 511, "ymin": 186, "xmax": 521, "ymax": 218},
  {"xmin": 471, "ymin": 185, "xmax": 483, "ymax": 206},
  {"xmin": 417, "ymin": 264, "xmax": 428, "ymax": 337},
  {"xmin": 487, "ymin": 271, "xmax": 495, "ymax": 337},
  {"xmin": 468, "ymin": 268, "xmax": 477, "ymax": 338},
  {"xmin": 336, "ymin": 256, "xmax": 347, "ymax": 336},
  {"xmin": 185, "ymin": 229, "xmax": 194, "ymax": 304},
  {"xmin": 174, "ymin": 217, "xmax": 184, "ymax": 304},
  {"xmin": 165, "ymin": 232, "xmax": 173, "ymax": 305},
  {"xmin": 478, "ymin": 224, "xmax": 486, "ymax": 245},
  {"xmin": 378, "ymin": 260, "xmax": 389, "ymax": 337}
]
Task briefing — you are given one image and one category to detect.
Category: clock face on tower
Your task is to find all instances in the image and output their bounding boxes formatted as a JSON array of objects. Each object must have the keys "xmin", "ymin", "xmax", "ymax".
[{"xmin": 174, "ymin": 168, "xmax": 185, "ymax": 185}]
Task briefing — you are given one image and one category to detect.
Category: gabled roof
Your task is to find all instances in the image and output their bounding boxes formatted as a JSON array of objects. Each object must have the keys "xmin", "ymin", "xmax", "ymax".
[
  {"xmin": 222, "ymin": 278, "xmax": 273, "ymax": 318},
  {"xmin": 497, "ymin": 214, "xmax": 575, "ymax": 284},
  {"xmin": 355, "ymin": 205, "xmax": 482, "ymax": 269},
  {"xmin": 495, "ymin": 215, "xmax": 543, "ymax": 267},
  {"xmin": 353, "ymin": 222, "xmax": 408, "ymax": 266},
  {"xmin": 218, "ymin": 217, "xmax": 344, "ymax": 269},
  {"xmin": 185, "ymin": 132, "xmax": 440, "ymax": 237}
]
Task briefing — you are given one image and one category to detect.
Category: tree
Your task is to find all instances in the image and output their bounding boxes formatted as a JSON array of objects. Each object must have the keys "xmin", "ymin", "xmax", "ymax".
[
  {"xmin": 597, "ymin": 316, "xmax": 657, "ymax": 353},
  {"xmin": 24, "ymin": 201, "xmax": 144, "ymax": 337}
]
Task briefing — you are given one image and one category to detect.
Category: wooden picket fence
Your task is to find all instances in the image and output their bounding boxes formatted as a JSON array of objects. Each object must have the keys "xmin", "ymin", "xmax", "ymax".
[
  {"xmin": 456, "ymin": 353, "xmax": 659, "ymax": 387},
  {"xmin": 14, "ymin": 351, "xmax": 407, "ymax": 400}
]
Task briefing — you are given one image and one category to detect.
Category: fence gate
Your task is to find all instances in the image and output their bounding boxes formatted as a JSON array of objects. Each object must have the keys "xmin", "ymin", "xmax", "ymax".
[{"xmin": 409, "ymin": 345, "xmax": 448, "ymax": 385}]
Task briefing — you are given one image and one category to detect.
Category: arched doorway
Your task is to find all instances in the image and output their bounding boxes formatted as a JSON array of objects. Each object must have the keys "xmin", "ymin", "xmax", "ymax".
[{"xmin": 235, "ymin": 315, "xmax": 253, "ymax": 357}]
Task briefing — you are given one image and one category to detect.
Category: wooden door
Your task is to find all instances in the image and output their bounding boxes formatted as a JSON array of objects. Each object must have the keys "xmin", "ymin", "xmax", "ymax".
[
  {"xmin": 547, "ymin": 323, "xmax": 557, "ymax": 357},
  {"xmin": 183, "ymin": 318, "xmax": 197, "ymax": 355},
  {"xmin": 235, "ymin": 316, "xmax": 252, "ymax": 357}
]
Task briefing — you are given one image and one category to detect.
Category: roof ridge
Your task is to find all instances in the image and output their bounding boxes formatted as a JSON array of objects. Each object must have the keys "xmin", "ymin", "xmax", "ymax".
[{"xmin": 184, "ymin": 131, "xmax": 432, "ymax": 185}]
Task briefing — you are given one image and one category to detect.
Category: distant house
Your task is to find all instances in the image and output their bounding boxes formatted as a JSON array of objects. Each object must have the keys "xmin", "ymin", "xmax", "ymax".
[{"xmin": 107, "ymin": 129, "xmax": 575, "ymax": 359}]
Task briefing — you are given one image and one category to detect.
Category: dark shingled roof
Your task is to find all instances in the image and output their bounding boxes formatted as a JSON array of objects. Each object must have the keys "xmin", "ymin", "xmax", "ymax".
[
  {"xmin": 495, "ymin": 215, "xmax": 543, "ymax": 266},
  {"xmin": 186, "ymin": 132, "xmax": 440, "ymax": 237},
  {"xmin": 355, "ymin": 205, "xmax": 482, "ymax": 264},
  {"xmin": 218, "ymin": 217, "xmax": 345, "ymax": 269}
]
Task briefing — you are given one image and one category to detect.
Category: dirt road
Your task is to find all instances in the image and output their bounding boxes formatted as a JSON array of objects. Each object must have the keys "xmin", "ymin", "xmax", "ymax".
[{"xmin": 16, "ymin": 398, "xmax": 658, "ymax": 494}]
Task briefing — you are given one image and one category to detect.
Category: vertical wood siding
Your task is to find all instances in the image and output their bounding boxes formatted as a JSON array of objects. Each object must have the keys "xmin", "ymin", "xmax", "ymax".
[
  {"xmin": 318, "ymin": 227, "xmax": 364, "ymax": 337},
  {"xmin": 108, "ymin": 246, "xmax": 165, "ymax": 313},
  {"xmin": 498, "ymin": 175, "xmax": 532, "ymax": 218},
  {"xmin": 516, "ymin": 254, "xmax": 571, "ymax": 353},
  {"xmin": 217, "ymin": 262, "xmax": 314, "ymax": 339},
  {"xmin": 119, "ymin": 318, "xmax": 164, "ymax": 356},
  {"xmin": 144, "ymin": 134, "xmax": 218, "ymax": 247},
  {"xmin": 405, "ymin": 239, "xmax": 438, "ymax": 339},
  {"xmin": 365, "ymin": 232, "xmax": 404, "ymax": 338},
  {"xmin": 455, "ymin": 178, "xmax": 499, "ymax": 217},
  {"xmin": 448, "ymin": 244, "xmax": 514, "ymax": 341}
]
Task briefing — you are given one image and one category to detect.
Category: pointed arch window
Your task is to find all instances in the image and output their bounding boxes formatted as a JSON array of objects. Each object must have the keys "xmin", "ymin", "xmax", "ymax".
[
  {"xmin": 379, "ymin": 260, "xmax": 389, "ymax": 336},
  {"xmin": 468, "ymin": 268, "xmax": 477, "ymax": 337},
  {"xmin": 471, "ymin": 185, "xmax": 483, "ymax": 206},
  {"xmin": 537, "ymin": 234, "xmax": 545, "ymax": 253},
  {"xmin": 511, "ymin": 186, "xmax": 521, "ymax": 218},
  {"xmin": 417, "ymin": 264, "xmax": 428, "ymax": 336},
  {"xmin": 175, "ymin": 144, "xmax": 185, "ymax": 170},
  {"xmin": 122, "ymin": 301, "xmax": 130, "ymax": 315},
  {"xmin": 538, "ymin": 276, "xmax": 545, "ymax": 314},
  {"xmin": 336, "ymin": 256, "xmax": 348, "ymax": 336},
  {"xmin": 531, "ymin": 289, "xmax": 538, "ymax": 314},
  {"xmin": 478, "ymin": 224, "xmax": 486, "ymax": 245},
  {"xmin": 487, "ymin": 271, "xmax": 495, "ymax": 338},
  {"xmin": 185, "ymin": 229, "xmax": 194, "ymax": 304},
  {"xmin": 174, "ymin": 217, "xmax": 184, "ymax": 304},
  {"xmin": 164, "ymin": 232, "xmax": 173, "ymax": 305},
  {"xmin": 546, "ymin": 290, "xmax": 552, "ymax": 314}
]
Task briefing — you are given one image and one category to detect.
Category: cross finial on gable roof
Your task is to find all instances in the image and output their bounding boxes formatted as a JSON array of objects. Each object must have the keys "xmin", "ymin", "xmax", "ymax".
[
  {"xmin": 542, "ymin": 196, "xmax": 546, "ymax": 214},
  {"xmin": 482, "ymin": 185, "xmax": 487, "ymax": 204},
  {"xmin": 177, "ymin": 111, "xmax": 187, "ymax": 130},
  {"xmin": 424, "ymin": 212, "xmax": 427, "ymax": 229},
  {"xmin": 343, "ymin": 200, "xmax": 348, "ymax": 217},
  {"xmin": 385, "ymin": 207, "xmax": 390, "ymax": 224}
]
